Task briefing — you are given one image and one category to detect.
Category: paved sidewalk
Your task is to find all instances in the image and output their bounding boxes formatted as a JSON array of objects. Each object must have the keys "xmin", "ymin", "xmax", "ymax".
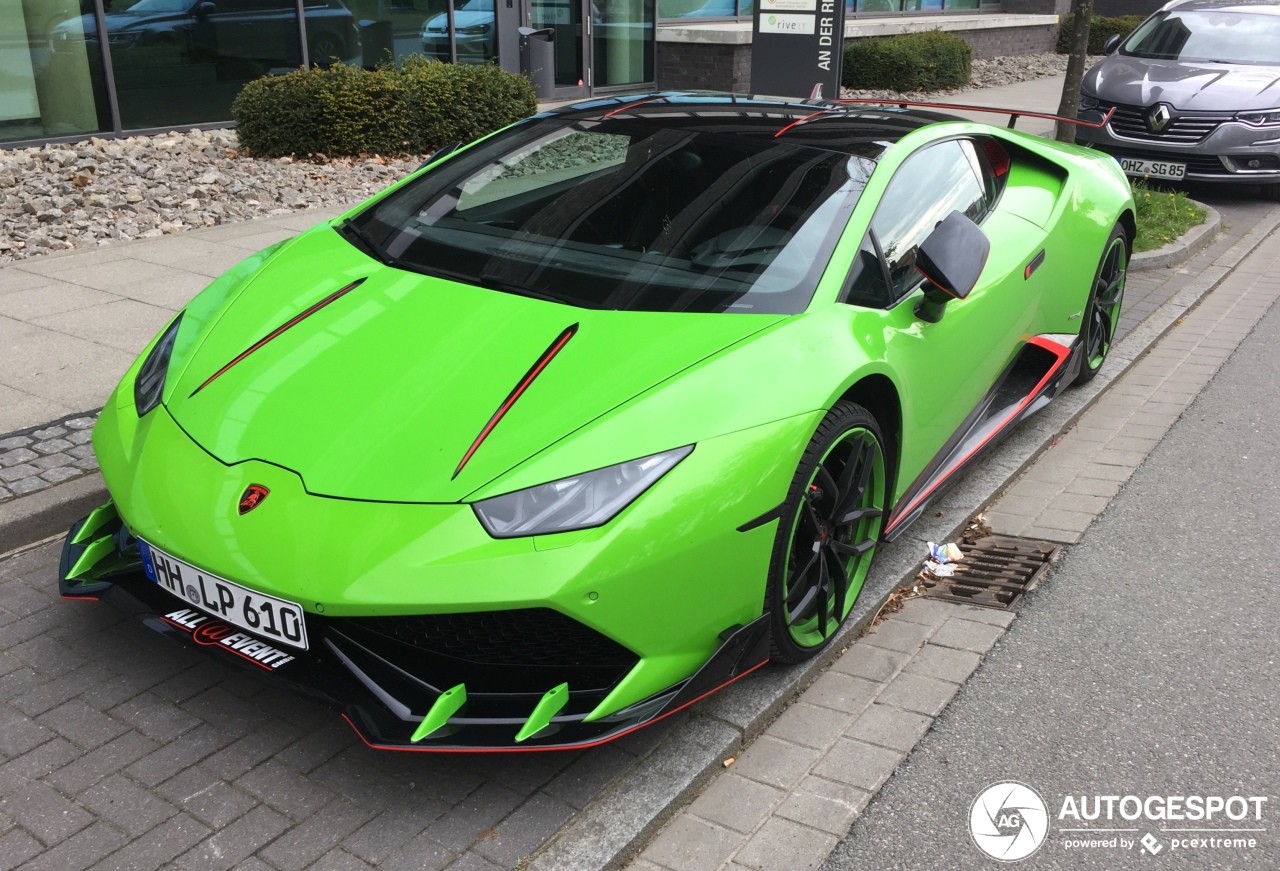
[
  {"xmin": 620, "ymin": 203, "xmax": 1280, "ymax": 871},
  {"xmin": 0, "ymin": 209, "xmax": 343, "ymax": 435}
]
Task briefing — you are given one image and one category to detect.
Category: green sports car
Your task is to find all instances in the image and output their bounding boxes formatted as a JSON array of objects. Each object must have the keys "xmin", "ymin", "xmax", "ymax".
[{"xmin": 58, "ymin": 93, "xmax": 1134, "ymax": 751}]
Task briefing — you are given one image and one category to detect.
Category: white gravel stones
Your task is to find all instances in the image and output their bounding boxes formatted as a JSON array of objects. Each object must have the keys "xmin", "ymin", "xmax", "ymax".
[{"xmin": 0, "ymin": 128, "xmax": 421, "ymax": 263}]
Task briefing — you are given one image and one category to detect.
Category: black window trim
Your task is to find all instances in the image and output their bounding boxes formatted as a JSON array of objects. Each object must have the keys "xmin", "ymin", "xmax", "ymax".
[{"xmin": 839, "ymin": 134, "xmax": 993, "ymax": 312}]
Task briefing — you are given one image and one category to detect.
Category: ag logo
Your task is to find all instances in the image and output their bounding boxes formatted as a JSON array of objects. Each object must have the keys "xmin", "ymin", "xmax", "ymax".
[
  {"xmin": 238, "ymin": 484, "xmax": 270, "ymax": 515},
  {"xmin": 970, "ymin": 781, "xmax": 1050, "ymax": 862}
]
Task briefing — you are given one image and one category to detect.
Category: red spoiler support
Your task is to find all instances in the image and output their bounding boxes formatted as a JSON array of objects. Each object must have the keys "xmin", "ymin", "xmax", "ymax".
[{"xmin": 833, "ymin": 98, "xmax": 1115, "ymax": 131}]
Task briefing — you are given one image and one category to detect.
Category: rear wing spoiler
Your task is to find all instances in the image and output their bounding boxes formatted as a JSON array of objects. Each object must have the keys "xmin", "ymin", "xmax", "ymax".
[{"xmin": 832, "ymin": 98, "xmax": 1116, "ymax": 130}]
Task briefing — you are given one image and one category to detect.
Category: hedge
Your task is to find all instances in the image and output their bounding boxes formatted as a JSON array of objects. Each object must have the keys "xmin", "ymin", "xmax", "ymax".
[
  {"xmin": 232, "ymin": 58, "xmax": 537, "ymax": 158},
  {"xmin": 843, "ymin": 30, "xmax": 972, "ymax": 92},
  {"xmin": 1056, "ymin": 14, "xmax": 1145, "ymax": 55}
]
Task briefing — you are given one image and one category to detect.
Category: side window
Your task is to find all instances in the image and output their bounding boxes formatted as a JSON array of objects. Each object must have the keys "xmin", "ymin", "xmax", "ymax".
[{"xmin": 869, "ymin": 139, "xmax": 987, "ymax": 303}]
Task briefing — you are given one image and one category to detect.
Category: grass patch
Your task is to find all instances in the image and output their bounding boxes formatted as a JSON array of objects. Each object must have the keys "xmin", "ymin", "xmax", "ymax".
[{"xmin": 1132, "ymin": 181, "xmax": 1206, "ymax": 253}]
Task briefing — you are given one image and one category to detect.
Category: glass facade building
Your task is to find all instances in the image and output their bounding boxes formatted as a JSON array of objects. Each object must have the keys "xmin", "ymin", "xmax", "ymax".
[
  {"xmin": 661, "ymin": 0, "xmax": 994, "ymax": 20},
  {"xmin": 1, "ymin": 0, "xmax": 655, "ymax": 146}
]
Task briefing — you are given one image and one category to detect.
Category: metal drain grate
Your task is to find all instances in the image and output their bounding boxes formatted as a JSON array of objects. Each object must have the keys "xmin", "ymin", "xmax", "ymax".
[{"xmin": 918, "ymin": 535, "xmax": 1059, "ymax": 610}]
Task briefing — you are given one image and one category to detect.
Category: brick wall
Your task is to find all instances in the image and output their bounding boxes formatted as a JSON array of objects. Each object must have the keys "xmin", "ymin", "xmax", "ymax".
[
  {"xmin": 949, "ymin": 24, "xmax": 1060, "ymax": 58},
  {"xmin": 656, "ymin": 43, "xmax": 752, "ymax": 92}
]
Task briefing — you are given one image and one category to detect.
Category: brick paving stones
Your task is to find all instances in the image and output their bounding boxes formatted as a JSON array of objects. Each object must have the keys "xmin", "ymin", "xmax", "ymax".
[
  {"xmin": 0, "ymin": 542, "xmax": 664, "ymax": 871},
  {"xmin": 0, "ymin": 414, "xmax": 99, "ymax": 504}
]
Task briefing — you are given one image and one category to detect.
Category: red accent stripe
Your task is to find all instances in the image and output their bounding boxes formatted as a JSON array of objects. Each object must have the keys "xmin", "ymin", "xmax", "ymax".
[
  {"xmin": 452, "ymin": 324, "xmax": 578, "ymax": 480},
  {"xmin": 602, "ymin": 96, "xmax": 668, "ymax": 119},
  {"xmin": 60, "ymin": 594, "xmax": 100, "ymax": 601},
  {"xmin": 190, "ymin": 278, "xmax": 366, "ymax": 397},
  {"xmin": 884, "ymin": 336, "xmax": 1072, "ymax": 534},
  {"xmin": 835, "ymin": 99, "xmax": 1116, "ymax": 130},
  {"xmin": 774, "ymin": 108, "xmax": 835, "ymax": 138},
  {"xmin": 340, "ymin": 658, "xmax": 768, "ymax": 754}
]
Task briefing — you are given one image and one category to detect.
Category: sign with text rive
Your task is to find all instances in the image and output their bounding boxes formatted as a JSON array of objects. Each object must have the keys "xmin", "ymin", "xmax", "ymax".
[{"xmin": 750, "ymin": 0, "xmax": 844, "ymax": 99}]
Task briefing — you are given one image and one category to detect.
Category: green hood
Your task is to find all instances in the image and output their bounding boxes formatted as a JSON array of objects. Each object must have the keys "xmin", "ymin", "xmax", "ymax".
[{"xmin": 168, "ymin": 229, "xmax": 782, "ymax": 503}]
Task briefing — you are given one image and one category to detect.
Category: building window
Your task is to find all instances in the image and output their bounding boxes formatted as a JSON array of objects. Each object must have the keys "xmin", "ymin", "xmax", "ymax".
[{"xmin": 2, "ymin": 0, "xmax": 111, "ymax": 145}]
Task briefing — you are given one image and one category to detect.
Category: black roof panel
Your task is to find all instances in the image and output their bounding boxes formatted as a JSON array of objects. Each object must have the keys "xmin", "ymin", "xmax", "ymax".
[{"xmin": 543, "ymin": 92, "xmax": 964, "ymax": 159}]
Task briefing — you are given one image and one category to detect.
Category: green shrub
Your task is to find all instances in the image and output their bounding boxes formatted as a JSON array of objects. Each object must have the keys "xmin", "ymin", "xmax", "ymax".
[
  {"xmin": 842, "ymin": 30, "xmax": 972, "ymax": 92},
  {"xmin": 398, "ymin": 55, "xmax": 538, "ymax": 153},
  {"xmin": 1056, "ymin": 13, "xmax": 1144, "ymax": 54},
  {"xmin": 232, "ymin": 59, "xmax": 536, "ymax": 158}
]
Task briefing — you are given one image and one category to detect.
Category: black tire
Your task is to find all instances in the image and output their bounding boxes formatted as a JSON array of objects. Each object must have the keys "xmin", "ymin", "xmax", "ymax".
[
  {"xmin": 1073, "ymin": 223, "xmax": 1128, "ymax": 386},
  {"xmin": 765, "ymin": 401, "xmax": 888, "ymax": 664}
]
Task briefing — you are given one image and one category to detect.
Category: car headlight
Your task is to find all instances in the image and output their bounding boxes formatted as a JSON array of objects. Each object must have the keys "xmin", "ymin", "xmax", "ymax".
[
  {"xmin": 1237, "ymin": 109, "xmax": 1280, "ymax": 127},
  {"xmin": 457, "ymin": 22, "xmax": 491, "ymax": 33},
  {"xmin": 134, "ymin": 314, "xmax": 183, "ymax": 417},
  {"xmin": 1079, "ymin": 93, "xmax": 1100, "ymax": 112},
  {"xmin": 473, "ymin": 446, "xmax": 694, "ymax": 538}
]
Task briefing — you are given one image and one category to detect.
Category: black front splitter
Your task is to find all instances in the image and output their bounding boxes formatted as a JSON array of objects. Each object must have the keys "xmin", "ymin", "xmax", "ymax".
[{"xmin": 59, "ymin": 519, "xmax": 773, "ymax": 752}]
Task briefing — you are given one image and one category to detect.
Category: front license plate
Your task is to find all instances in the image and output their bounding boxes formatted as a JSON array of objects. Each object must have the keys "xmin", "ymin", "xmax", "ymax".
[
  {"xmin": 139, "ymin": 541, "xmax": 309, "ymax": 650},
  {"xmin": 1118, "ymin": 157, "xmax": 1186, "ymax": 181}
]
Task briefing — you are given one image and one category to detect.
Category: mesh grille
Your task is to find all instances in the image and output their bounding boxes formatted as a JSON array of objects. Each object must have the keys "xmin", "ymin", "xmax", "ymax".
[
  {"xmin": 1105, "ymin": 103, "xmax": 1232, "ymax": 144},
  {"xmin": 347, "ymin": 608, "xmax": 638, "ymax": 669}
]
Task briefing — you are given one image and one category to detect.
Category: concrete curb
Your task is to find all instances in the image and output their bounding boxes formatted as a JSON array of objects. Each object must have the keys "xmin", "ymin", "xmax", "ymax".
[
  {"xmin": 0, "ymin": 473, "xmax": 106, "ymax": 553},
  {"xmin": 1131, "ymin": 201, "xmax": 1220, "ymax": 272},
  {"xmin": 526, "ymin": 204, "xmax": 1280, "ymax": 871}
]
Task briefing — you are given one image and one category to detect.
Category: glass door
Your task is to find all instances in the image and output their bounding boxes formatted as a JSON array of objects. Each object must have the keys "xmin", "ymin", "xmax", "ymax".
[{"xmin": 529, "ymin": 0, "xmax": 588, "ymax": 98}]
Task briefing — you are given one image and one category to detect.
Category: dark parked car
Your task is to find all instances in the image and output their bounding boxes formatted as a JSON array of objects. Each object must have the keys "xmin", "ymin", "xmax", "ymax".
[
  {"xmin": 50, "ymin": 0, "xmax": 361, "ymax": 68},
  {"xmin": 1075, "ymin": 0, "xmax": 1280, "ymax": 198},
  {"xmin": 421, "ymin": 0, "xmax": 494, "ymax": 63}
]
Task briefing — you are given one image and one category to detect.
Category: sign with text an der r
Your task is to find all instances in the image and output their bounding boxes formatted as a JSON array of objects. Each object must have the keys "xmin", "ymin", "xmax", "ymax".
[{"xmin": 750, "ymin": 0, "xmax": 844, "ymax": 99}]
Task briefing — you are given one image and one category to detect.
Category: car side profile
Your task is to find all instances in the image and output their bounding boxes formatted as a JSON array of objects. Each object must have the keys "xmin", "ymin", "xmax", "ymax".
[{"xmin": 58, "ymin": 94, "xmax": 1135, "ymax": 751}]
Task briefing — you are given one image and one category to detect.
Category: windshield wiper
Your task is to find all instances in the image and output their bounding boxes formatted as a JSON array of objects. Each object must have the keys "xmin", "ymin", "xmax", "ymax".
[{"xmin": 339, "ymin": 218, "xmax": 394, "ymax": 267}]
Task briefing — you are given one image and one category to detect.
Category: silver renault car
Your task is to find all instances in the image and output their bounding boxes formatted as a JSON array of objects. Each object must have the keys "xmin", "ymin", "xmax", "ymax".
[{"xmin": 1075, "ymin": 0, "xmax": 1280, "ymax": 198}]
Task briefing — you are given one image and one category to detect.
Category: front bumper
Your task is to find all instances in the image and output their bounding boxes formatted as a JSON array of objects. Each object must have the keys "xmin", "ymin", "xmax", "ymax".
[
  {"xmin": 1076, "ymin": 104, "xmax": 1280, "ymax": 185},
  {"xmin": 59, "ymin": 509, "xmax": 771, "ymax": 751}
]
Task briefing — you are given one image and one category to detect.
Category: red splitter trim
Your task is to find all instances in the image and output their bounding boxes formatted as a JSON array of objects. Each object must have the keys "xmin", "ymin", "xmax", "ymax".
[
  {"xmin": 190, "ymin": 278, "xmax": 367, "ymax": 397},
  {"xmin": 452, "ymin": 323, "xmax": 579, "ymax": 480},
  {"xmin": 883, "ymin": 335, "xmax": 1072, "ymax": 535}
]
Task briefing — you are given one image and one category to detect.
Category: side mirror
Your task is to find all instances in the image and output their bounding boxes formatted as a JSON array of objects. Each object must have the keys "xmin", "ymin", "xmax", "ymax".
[
  {"xmin": 196, "ymin": 1, "xmax": 216, "ymax": 16},
  {"xmin": 1104, "ymin": 33, "xmax": 1121, "ymax": 55},
  {"xmin": 913, "ymin": 210, "xmax": 990, "ymax": 324}
]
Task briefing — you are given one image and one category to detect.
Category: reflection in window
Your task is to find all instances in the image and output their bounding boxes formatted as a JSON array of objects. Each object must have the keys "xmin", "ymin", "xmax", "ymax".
[
  {"xmin": 421, "ymin": 0, "xmax": 495, "ymax": 64},
  {"xmin": 103, "ymin": 0, "xmax": 321, "ymax": 129},
  {"xmin": 1122, "ymin": 10, "xmax": 1280, "ymax": 63},
  {"xmin": 1, "ymin": 0, "xmax": 110, "ymax": 144},
  {"xmin": 595, "ymin": 0, "xmax": 654, "ymax": 86},
  {"xmin": 870, "ymin": 139, "xmax": 985, "ymax": 302}
]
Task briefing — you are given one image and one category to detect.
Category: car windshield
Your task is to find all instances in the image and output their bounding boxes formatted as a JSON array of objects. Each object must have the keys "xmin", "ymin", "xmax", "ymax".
[
  {"xmin": 344, "ymin": 120, "xmax": 874, "ymax": 314},
  {"xmin": 1122, "ymin": 9, "xmax": 1280, "ymax": 63}
]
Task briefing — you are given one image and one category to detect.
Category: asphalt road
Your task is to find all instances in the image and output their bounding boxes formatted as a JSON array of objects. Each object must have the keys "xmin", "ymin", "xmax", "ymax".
[{"xmin": 823, "ymin": 235, "xmax": 1280, "ymax": 867}]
